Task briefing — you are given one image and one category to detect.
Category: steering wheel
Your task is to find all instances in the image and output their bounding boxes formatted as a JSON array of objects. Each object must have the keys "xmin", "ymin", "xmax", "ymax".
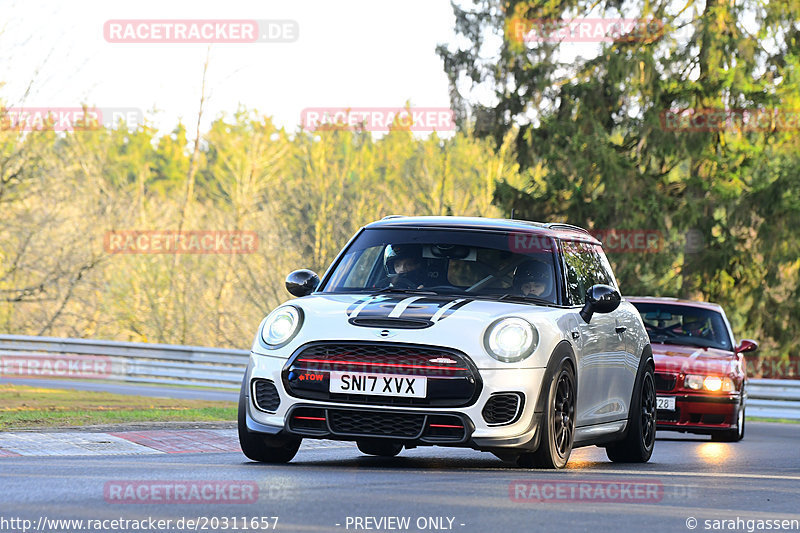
[
  {"xmin": 681, "ymin": 320, "xmax": 709, "ymax": 337},
  {"xmin": 645, "ymin": 323, "xmax": 679, "ymax": 337},
  {"xmin": 390, "ymin": 276, "xmax": 421, "ymax": 289}
]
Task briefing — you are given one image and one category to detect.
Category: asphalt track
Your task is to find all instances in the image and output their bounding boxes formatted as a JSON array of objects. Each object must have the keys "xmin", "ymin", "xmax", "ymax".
[{"xmin": 1, "ymin": 422, "xmax": 799, "ymax": 533}]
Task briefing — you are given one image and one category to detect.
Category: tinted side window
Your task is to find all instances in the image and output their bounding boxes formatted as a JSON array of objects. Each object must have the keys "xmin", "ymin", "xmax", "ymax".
[
  {"xmin": 593, "ymin": 245, "xmax": 618, "ymax": 290},
  {"xmin": 562, "ymin": 241, "xmax": 593, "ymax": 305},
  {"xmin": 561, "ymin": 241, "xmax": 617, "ymax": 305}
]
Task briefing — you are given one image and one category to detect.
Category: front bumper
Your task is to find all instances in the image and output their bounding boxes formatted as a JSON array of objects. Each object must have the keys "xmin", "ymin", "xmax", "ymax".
[
  {"xmin": 655, "ymin": 392, "xmax": 742, "ymax": 434},
  {"xmin": 243, "ymin": 349, "xmax": 546, "ymax": 450}
]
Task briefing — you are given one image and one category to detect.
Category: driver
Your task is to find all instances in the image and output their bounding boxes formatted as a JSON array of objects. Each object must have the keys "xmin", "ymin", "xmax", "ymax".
[
  {"xmin": 512, "ymin": 260, "xmax": 553, "ymax": 300},
  {"xmin": 384, "ymin": 245, "xmax": 426, "ymax": 288},
  {"xmin": 680, "ymin": 314, "xmax": 711, "ymax": 338}
]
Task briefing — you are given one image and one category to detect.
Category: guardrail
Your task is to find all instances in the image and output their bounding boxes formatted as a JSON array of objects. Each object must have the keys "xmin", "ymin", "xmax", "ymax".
[
  {"xmin": 1, "ymin": 335, "xmax": 799, "ymax": 419},
  {"xmin": 746, "ymin": 379, "xmax": 800, "ymax": 420},
  {"xmin": 0, "ymin": 334, "xmax": 248, "ymax": 389}
]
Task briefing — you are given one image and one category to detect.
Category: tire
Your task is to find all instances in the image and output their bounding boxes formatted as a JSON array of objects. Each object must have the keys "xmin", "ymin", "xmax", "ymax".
[
  {"xmin": 606, "ymin": 362, "xmax": 656, "ymax": 463},
  {"xmin": 357, "ymin": 440, "xmax": 403, "ymax": 457},
  {"xmin": 517, "ymin": 361, "xmax": 576, "ymax": 469},
  {"xmin": 711, "ymin": 404, "xmax": 745, "ymax": 442},
  {"xmin": 237, "ymin": 377, "xmax": 301, "ymax": 463}
]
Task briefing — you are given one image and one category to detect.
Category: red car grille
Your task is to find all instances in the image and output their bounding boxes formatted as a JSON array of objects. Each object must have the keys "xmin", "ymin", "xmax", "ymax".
[{"xmin": 655, "ymin": 372, "xmax": 677, "ymax": 392}]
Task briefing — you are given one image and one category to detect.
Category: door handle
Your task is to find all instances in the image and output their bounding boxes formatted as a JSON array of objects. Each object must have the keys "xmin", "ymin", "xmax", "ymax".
[
  {"xmin": 615, "ymin": 326, "xmax": 627, "ymax": 334},
  {"xmin": 571, "ymin": 331, "xmax": 580, "ymax": 340}
]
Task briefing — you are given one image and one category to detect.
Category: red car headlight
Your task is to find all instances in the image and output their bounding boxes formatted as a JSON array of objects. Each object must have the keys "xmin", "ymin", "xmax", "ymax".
[{"xmin": 684, "ymin": 374, "xmax": 735, "ymax": 392}]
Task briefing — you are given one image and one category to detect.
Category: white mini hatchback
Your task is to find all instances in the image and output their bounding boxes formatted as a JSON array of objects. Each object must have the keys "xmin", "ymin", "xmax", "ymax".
[{"xmin": 238, "ymin": 216, "xmax": 655, "ymax": 468}]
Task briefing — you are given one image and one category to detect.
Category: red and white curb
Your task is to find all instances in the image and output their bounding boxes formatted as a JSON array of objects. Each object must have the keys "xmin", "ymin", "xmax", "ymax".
[{"xmin": 0, "ymin": 429, "xmax": 345, "ymax": 457}]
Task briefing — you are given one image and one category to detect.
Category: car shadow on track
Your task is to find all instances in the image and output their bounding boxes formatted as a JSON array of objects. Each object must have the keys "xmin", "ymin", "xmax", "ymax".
[{"xmin": 237, "ymin": 450, "xmax": 679, "ymax": 472}]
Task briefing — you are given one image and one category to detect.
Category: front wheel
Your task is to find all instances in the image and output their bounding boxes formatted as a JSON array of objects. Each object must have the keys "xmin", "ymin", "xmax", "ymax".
[
  {"xmin": 517, "ymin": 362, "xmax": 576, "ymax": 469},
  {"xmin": 237, "ymin": 379, "xmax": 301, "ymax": 463},
  {"xmin": 606, "ymin": 363, "xmax": 656, "ymax": 463}
]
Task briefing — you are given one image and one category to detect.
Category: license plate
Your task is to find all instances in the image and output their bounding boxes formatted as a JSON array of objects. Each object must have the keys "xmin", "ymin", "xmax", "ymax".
[
  {"xmin": 657, "ymin": 396, "xmax": 676, "ymax": 411},
  {"xmin": 329, "ymin": 371, "xmax": 427, "ymax": 398}
]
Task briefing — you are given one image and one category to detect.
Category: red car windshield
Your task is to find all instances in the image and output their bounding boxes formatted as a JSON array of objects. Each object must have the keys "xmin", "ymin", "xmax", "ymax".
[{"xmin": 632, "ymin": 302, "xmax": 733, "ymax": 351}]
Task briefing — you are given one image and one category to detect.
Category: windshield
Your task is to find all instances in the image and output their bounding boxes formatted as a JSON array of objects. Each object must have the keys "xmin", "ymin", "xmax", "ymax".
[
  {"xmin": 631, "ymin": 302, "xmax": 733, "ymax": 351},
  {"xmin": 321, "ymin": 228, "xmax": 560, "ymax": 304}
]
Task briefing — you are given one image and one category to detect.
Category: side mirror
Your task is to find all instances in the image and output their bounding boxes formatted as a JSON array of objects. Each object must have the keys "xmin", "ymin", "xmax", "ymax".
[
  {"xmin": 735, "ymin": 339, "xmax": 758, "ymax": 354},
  {"xmin": 285, "ymin": 269, "xmax": 320, "ymax": 297},
  {"xmin": 580, "ymin": 284, "xmax": 621, "ymax": 323}
]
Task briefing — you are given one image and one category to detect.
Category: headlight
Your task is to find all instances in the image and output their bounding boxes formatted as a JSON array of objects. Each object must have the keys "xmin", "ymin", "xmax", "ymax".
[
  {"xmin": 684, "ymin": 374, "xmax": 735, "ymax": 392},
  {"xmin": 261, "ymin": 306, "xmax": 303, "ymax": 347},
  {"xmin": 484, "ymin": 317, "xmax": 538, "ymax": 363},
  {"xmin": 703, "ymin": 376, "xmax": 723, "ymax": 392},
  {"xmin": 684, "ymin": 374, "xmax": 704, "ymax": 390}
]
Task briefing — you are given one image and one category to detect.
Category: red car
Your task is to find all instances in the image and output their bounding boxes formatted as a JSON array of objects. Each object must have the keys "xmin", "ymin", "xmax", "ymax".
[{"xmin": 628, "ymin": 297, "xmax": 757, "ymax": 441}]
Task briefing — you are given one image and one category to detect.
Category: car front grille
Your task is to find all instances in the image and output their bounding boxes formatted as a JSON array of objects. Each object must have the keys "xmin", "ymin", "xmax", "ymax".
[
  {"xmin": 655, "ymin": 372, "xmax": 677, "ymax": 392},
  {"xmin": 657, "ymin": 407, "xmax": 680, "ymax": 423},
  {"xmin": 283, "ymin": 342, "xmax": 481, "ymax": 407},
  {"xmin": 286, "ymin": 406, "xmax": 469, "ymax": 443},
  {"xmin": 328, "ymin": 409, "xmax": 425, "ymax": 438},
  {"xmin": 482, "ymin": 393, "xmax": 523, "ymax": 425},
  {"xmin": 252, "ymin": 379, "xmax": 280, "ymax": 412}
]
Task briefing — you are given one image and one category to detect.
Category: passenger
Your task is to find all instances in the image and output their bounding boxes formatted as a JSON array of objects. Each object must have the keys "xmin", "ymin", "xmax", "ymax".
[{"xmin": 512, "ymin": 260, "xmax": 554, "ymax": 300}]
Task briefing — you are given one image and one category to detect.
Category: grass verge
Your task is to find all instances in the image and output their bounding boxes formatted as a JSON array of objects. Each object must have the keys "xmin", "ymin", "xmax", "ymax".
[
  {"xmin": 0, "ymin": 384, "xmax": 236, "ymax": 430},
  {"xmin": 747, "ymin": 416, "xmax": 800, "ymax": 424}
]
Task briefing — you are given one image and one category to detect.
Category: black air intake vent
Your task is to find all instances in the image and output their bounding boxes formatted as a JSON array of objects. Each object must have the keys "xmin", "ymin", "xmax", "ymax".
[
  {"xmin": 349, "ymin": 317, "xmax": 432, "ymax": 329},
  {"xmin": 482, "ymin": 393, "xmax": 523, "ymax": 425},
  {"xmin": 328, "ymin": 409, "xmax": 425, "ymax": 438},
  {"xmin": 252, "ymin": 379, "xmax": 280, "ymax": 412}
]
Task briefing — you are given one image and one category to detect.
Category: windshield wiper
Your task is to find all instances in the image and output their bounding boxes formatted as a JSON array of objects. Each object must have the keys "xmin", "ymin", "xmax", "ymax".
[
  {"xmin": 496, "ymin": 294, "xmax": 555, "ymax": 306},
  {"xmin": 649, "ymin": 335, "xmax": 712, "ymax": 349},
  {"xmin": 671, "ymin": 339, "xmax": 712, "ymax": 349}
]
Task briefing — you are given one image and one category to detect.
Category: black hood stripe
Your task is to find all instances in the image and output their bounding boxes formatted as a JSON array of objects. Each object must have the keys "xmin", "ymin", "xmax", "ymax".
[
  {"xmin": 431, "ymin": 298, "xmax": 472, "ymax": 322},
  {"xmin": 346, "ymin": 294, "xmax": 472, "ymax": 322},
  {"xmin": 347, "ymin": 296, "xmax": 376, "ymax": 318},
  {"xmin": 387, "ymin": 296, "xmax": 426, "ymax": 318}
]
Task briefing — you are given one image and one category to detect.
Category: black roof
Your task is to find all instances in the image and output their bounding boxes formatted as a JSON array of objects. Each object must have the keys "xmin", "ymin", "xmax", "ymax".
[{"xmin": 365, "ymin": 216, "xmax": 600, "ymax": 244}]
